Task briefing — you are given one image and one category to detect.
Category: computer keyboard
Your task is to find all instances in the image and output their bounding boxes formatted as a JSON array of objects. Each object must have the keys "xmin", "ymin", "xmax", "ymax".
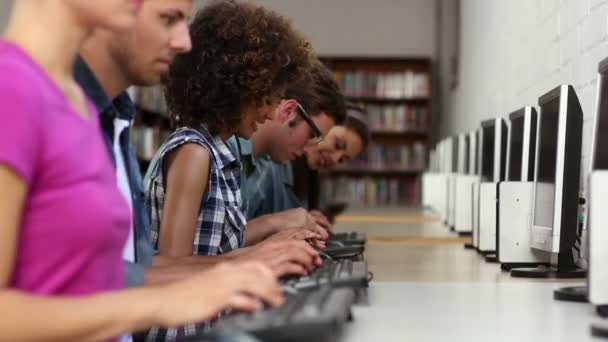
[
  {"xmin": 330, "ymin": 232, "xmax": 367, "ymax": 245},
  {"xmin": 281, "ymin": 259, "xmax": 369, "ymax": 291},
  {"xmin": 206, "ymin": 287, "xmax": 355, "ymax": 342},
  {"xmin": 321, "ymin": 244, "xmax": 365, "ymax": 259}
]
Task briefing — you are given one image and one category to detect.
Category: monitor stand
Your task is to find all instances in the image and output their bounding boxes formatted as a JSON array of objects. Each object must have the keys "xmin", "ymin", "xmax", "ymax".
[
  {"xmin": 485, "ymin": 254, "xmax": 498, "ymax": 263},
  {"xmin": 553, "ymin": 285, "xmax": 588, "ymax": 302},
  {"xmin": 591, "ymin": 321, "xmax": 608, "ymax": 338}
]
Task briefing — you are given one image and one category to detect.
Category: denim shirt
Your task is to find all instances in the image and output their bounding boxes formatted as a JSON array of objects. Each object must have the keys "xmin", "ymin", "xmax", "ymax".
[
  {"xmin": 74, "ymin": 58, "xmax": 153, "ymax": 287},
  {"xmin": 227, "ymin": 137, "xmax": 303, "ymax": 219}
]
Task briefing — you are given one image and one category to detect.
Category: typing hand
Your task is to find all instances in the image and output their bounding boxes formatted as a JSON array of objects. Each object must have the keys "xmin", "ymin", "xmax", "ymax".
[
  {"xmin": 273, "ymin": 208, "xmax": 330, "ymax": 240},
  {"xmin": 309, "ymin": 210, "xmax": 334, "ymax": 235},
  {"xmin": 240, "ymin": 239, "xmax": 323, "ymax": 277},
  {"xmin": 154, "ymin": 262, "xmax": 283, "ymax": 327}
]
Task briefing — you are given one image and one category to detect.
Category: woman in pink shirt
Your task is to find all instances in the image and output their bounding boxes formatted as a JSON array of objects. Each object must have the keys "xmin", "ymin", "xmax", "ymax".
[{"xmin": 0, "ymin": 1, "xmax": 283, "ymax": 341}]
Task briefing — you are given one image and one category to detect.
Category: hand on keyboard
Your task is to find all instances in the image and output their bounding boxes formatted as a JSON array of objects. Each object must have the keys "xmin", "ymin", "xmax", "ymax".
[
  {"xmin": 154, "ymin": 261, "xmax": 283, "ymax": 328},
  {"xmin": 239, "ymin": 239, "xmax": 323, "ymax": 277}
]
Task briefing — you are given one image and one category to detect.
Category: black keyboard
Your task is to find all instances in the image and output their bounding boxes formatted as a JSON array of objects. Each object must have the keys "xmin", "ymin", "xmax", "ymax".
[
  {"xmin": 208, "ymin": 287, "xmax": 355, "ymax": 342},
  {"xmin": 321, "ymin": 244, "xmax": 364, "ymax": 259},
  {"xmin": 330, "ymin": 232, "xmax": 367, "ymax": 245},
  {"xmin": 281, "ymin": 259, "xmax": 369, "ymax": 290}
]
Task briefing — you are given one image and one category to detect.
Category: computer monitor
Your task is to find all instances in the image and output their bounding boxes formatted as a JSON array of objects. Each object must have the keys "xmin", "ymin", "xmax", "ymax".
[
  {"xmin": 530, "ymin": 85, "xmax": 583, "ymax": 267},
  {"xmin": 457, "ymin": 133, "xmax": 469, "ymax": 174},
  {"xmin": 480, "ymin": 118, "xmax": 508, "ymax": 183},
  {"xmin": 468, "ymin": 131, "xmax": 477, "ymax": 176},
  {"xmin": 507, "ymin": 107, "xmax": 538, "ymax": 182},
  {"xmin": 443, "ymin": 138, "xmax": 453, "ymax": 174},
  {"xmin": 452, "ymin": 135, "xmax": 459, "ymax": 173}
]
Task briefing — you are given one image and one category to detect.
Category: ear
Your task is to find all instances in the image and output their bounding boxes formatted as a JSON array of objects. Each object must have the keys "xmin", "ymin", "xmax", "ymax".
[{"xmin": 277, "ymin": 99, "xmax": 298, "ymax": 124}]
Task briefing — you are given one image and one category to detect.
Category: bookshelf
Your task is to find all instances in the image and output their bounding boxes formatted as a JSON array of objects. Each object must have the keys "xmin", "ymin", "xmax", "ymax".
[
  {"xmin": 131, "ymin": 85, "xmax": 172, "ymax": 174},
  {"xmin": 320, "ymin": 57, "xmax": 432, "ymax": 208}
]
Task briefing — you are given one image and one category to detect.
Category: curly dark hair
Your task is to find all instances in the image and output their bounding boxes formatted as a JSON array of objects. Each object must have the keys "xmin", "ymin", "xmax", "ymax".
[
  {"xmin": 163, "ymin": 0, "xmax": 312, "ymax": 134},
  {"xmin": 285, "ymin": 59, "xmax": 346, "ymax": 124}
]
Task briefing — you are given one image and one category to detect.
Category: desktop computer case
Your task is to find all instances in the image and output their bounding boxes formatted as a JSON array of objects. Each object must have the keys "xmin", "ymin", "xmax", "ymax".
[
  {"xmin": 455, "ymin": 175, "xmax": 479, "ymax": 233},
  {"xmin": 589, "ymin": 171, "xmax": 608, "ymax": 309},
  {"xmin": 497, "ymin": 181, "xmax": 550, "ymax": 267},
  {"xmin": 472, "ymin": 182, "xmax": 481, "ymax": 248},
  {"xmin": 478, "ymin": 182, "xmax": 498, "ymax": 253}
]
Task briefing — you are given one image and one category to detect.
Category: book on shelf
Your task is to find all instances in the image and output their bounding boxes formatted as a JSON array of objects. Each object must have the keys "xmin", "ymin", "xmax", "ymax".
[
  {"xmin": 321, "ymin": 176, "xmax": 418, "ymax": 207},
  {"xmin": 341, "ymin": 142, "xmax": 427, "ymax": 171},
  {"xmin": 131, "ymin": 125, "xmax": 170, "ymax": 162},
  {"xmin": 362, "ymin": 103, "xmax": 428, "ymax": 132},
  {"xmin": 334, "ymin": 70, "xmax": 430, "ymax": 99},
  {"xmin": 134, "ymin": 85, "xmax": 168, "ymax": 116}
]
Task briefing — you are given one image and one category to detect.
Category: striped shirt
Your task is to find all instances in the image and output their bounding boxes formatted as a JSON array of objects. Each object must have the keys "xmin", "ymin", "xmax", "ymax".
[{"xmin": 143, "ymin": 125, "xmax": 246, "ymax": 341}]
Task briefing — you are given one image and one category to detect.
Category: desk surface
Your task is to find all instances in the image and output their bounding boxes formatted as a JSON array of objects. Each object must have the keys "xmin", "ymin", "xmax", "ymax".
[{"xmin": 341, "ymin": 281, "xmax": 603, "ymax": 342}]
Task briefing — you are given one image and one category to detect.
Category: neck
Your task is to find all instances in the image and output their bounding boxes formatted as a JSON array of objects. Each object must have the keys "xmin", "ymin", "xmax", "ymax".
[
  {"xmin": 80, "ymin": 35, "xmax": 130, "ymax": 99},
  {"xmin": 251, "ymin": 125, "xmax": 273, "ymax": 158},
  {"xmin": 3, "ymin": 1, "xmax": 90, "ymax": 84}
]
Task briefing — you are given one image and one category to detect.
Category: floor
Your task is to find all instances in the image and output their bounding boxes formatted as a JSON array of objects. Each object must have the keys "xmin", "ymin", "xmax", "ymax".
[{"xmin": 332, "ymin": 207, "xmax": 605, "ymax": 341}]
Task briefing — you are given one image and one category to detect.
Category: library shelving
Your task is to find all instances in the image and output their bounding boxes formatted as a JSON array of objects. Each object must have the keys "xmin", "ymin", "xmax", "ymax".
[
  {"xmin": 131, "ymin": 85, "xmax": 171, "ymax": 174},
  {"xmin": 320, "ymin": 57, "xmax": 432, "ymax": 208}
]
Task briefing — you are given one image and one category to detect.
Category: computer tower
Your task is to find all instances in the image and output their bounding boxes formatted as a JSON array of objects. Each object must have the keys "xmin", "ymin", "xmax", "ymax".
[{"xmin": 589, "ymin": 57, "xmax": 608, "ymax": 314}]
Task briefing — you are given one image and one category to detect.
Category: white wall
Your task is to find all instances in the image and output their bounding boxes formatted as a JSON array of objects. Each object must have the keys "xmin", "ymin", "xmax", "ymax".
[
  {"xmin": 194, "ymin": 0, "xmax": 436, "ymax": 57},
  {"xmin": 443, "ymin": 0, "xmax": 608, "ymax": 195}
]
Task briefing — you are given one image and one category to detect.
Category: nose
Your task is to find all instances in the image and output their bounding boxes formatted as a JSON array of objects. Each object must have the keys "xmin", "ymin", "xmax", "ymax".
[{"xmin": 170, "ymin": 22, "xmax": 192, "ymax": 53}]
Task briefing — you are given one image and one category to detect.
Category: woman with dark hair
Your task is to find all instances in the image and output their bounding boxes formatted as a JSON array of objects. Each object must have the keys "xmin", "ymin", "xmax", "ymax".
[
  {"xmin": 293, "ymin": 104, "xmax": 371, "ymax": 215},
  {"xmin": 144, "ymin": 0, "xmax": 316, "ymax": 265}
]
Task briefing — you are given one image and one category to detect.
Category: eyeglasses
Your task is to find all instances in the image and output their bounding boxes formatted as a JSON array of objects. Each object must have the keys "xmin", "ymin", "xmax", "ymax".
[{"xmin": 295, "ymin": 102, "xmax": 324, "ymax": 144}]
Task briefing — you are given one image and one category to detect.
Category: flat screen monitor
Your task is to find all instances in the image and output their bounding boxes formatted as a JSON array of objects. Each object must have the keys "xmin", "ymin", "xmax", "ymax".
[
  {"xmin": 452, "ymin": 136, "xmax": 459, "ymax": 173},
  {"xmin": 508, "ymin": 107, "xmax": 538, "ymax": 182},
  {"xmin": 468, "ymin": 131, "xmax": 477, "ymax": 176},
  {"xmin": 481, "ymin": 120, "xmax": 495, "ymax": 182},
  {"xmin": 531, "ymin": 85, "xmax": 583, "ymax": 266}
]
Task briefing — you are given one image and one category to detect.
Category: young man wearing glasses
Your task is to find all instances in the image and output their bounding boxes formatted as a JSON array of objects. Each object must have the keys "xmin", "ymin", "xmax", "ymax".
[{"xmin": 228, "ymin": 60, "xmax": 347, "ymax": 246}]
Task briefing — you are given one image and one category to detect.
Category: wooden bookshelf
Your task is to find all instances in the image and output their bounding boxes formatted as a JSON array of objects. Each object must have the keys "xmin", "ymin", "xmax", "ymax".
[{"xmin": 320, "ymin": 56, "xmax": 432, "ymax": 208}]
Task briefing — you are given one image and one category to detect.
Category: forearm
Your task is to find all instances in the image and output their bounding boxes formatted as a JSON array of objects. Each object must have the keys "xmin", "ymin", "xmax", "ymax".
[
  {"xmin": 152, "ymin": 253, "xmax": 231, "ymax": 267},
  {"xmin": 143, "ymin": 263, "xmax": 215, "ymax": 286},
  {"xmin": 0, "ymin": 287, "xmax": 161, "ymax": 342},
  {"xmin": 244, "ymin": 215, "xmax": 281, "ymax": 246}
]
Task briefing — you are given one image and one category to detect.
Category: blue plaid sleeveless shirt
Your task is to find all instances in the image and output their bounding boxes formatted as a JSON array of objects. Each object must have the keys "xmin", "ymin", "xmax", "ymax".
[{"xmin": 143, "ymin": 125, "xmax": 246, "ymax": 256}]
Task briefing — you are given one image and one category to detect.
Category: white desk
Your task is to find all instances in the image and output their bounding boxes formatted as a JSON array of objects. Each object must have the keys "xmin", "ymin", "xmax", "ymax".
[{"xmin": 341, "ymin": 282, "xmax": 604, "ymax": 342}]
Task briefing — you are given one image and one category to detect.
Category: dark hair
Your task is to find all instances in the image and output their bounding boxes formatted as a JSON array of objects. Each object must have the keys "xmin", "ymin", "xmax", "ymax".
[
  {"xmin": 163, "ymin": 0, "xmax": 312, "ymax": 134},
  {"xmin": 285, "ymin": 59, "xmax": 346, "ymax": 124},
  {"xmin": 344, "ymin": 103, "xmax": 371, "ymax": 150}
]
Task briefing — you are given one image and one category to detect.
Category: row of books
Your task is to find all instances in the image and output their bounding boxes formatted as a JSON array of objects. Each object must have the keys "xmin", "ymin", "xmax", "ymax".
[
  {"xmin": 131, "ymin": 125, "xmax": 170, "ymax": 161},
  {"xmin": 345, "ymin": 142, "xmax": 427, "ymax": 170},
  {"xmin": 363, "ymin": 104, "xmax": 429, "ymax": 132},
  {"xmin": 321, "ymin": 177, "xmax": 419, "ymax": 207},
  {"xmin": 134, "ymin": 85, "xmax": 168, "ymax": 116},
  {"xmin": 334, "ymin": 70, "xmax": 430, "ymax": 99}
]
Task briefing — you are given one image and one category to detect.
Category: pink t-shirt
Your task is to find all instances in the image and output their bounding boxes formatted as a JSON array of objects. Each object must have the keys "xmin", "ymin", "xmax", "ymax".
[{"xmin": 0, "ymin": 41, "xmax": 131, "ymax": 296}]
